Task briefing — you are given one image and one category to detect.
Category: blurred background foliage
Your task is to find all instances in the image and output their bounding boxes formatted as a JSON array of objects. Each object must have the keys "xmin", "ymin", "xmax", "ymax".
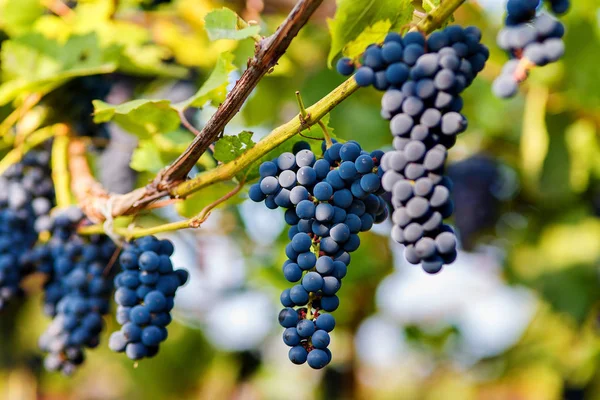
[{"xmin": 0, "ymin": 0, "xmax": 600, "ymax": 399}]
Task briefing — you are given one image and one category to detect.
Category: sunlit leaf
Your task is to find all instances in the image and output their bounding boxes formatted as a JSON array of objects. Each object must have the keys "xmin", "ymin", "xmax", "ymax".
[
  {"xmin": 214, "ymin": 131, "xmax": 255, "ymax": 164},
  {"xmin": 93, "ymin": 99, "xmax": 181, "ymax": 139},
  {"xmin": 204, "ymin": 8, "xmax": 261, "ymax": 41},
  {"xmin": 118, "ymin": 44, "xmax": 189, "ymax": 78},
  {"xmin": 327, "ymin": 0, "xmax": 414, "ymax": 66},
  {"xmin": 0, "ymin": 33, "xmax": 118, "ymax": 105},
  {"xmin": 0, "ymin": 0, "xmax": 45, "ymax": 36},
  {"xmin": 130, "ymin": 129, "xmax": 199, "ymax": 173},
  {"xmin": 130, "ymin": 140, "xmax": 166, "ymax": 173},
  {"xmin": 175, "ymin": 52, "xmax": 236, "ymax": 110},
  {"xmin": 343, "ymin": 20, "xmax": 392, "ymax": 61}
]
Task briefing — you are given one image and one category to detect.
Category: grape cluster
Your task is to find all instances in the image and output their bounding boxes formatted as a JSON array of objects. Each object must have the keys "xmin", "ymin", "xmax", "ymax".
[
  {"xmin": 109, "ymin": 236, "xmax": 189, "ymax": 361},
  {"xmin": 337, "ymin": 26, "xmax": 488, "ymax": 273},
  {"xmin": 493, "ymin": 0, "xmax": 569, "ymax": 98},
  {"xmin": 35, "ymin": 207, "xmax": 116, "ymax": 375},
  {"xmin": 0, "ymin": 148, "xmax": 55, "ymax": 309},
  {"xmin": 249, "ymin": 141, "xmax": 387, "ymax": 368},
  {"xmin": 337, "ymin": 26, "xmax": 488, "ymax": 95}
]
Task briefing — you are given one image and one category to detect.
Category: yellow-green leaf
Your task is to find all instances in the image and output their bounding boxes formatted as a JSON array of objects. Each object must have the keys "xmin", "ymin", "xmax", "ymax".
[
  {"xmin": 327, "ymin": 0, "xmax": 414, "ymax": 66},
  {"xmin": 0, "ymin": 33, "xmax": 118, "ymax": 105},
  {"xmin": 130, "ymin": 140, "xmax": 166, "ymax": 173},
  {"xmin": 0, "ymin": 0, "xmax": 45, "ymax": 37},
  {"xmin": 175, "ymin": 52, "xmax": 236, "ymax": 110},
  {"xmin": 343, "ymin": 20, "xmax": 392, "ymax": 61},
  {"xmin": 214, "ymin": 131, "xmax": 255, "ymax": 164},
  {"xmin": 93, "ymin": 99, "xmax": 181, "ymax": 139},
  {"xmin": 204, "ymin": 8, "xmax": 261, "ymax": 41}
]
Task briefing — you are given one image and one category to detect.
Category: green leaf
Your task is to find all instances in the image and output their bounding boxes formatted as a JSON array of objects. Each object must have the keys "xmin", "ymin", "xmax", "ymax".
[
  {"xmin": 327, "ymin": 0, "xmax": 414, "ymax": 66},
  {"xmin": 343, "ymin": 20, "xmax": 392, "ymax": 61},
  {"xmin": 130, "ymin": 140, "xmax": 166, "ymax": 173},
  {"xmin": 0, "ymin": 0, "xmax": 45, "ymax": 36},
  {"xmin": 175, "ymin": 52, "xmax": 237, "ymax": 110},
  {"xmin": 118, "ymin": 44, "xmax": 189, "ymax": 79},
  {"xmin": 0, "ymin": 65, "xmax": 116, "ymax": 106},
  {"xmin": 213, "ymin": 131, "xmax": 255, "ymax": 164},
  {"xmin": 130, "ymin": 129, "xmax": 203, "ymax": 174},
  {"xmin": 93, "ymin": 99, "xmax": 181, "ymax": 139},
  {"xmin": 0, "ymin": 33, "xmax": 118, "ymax": 105},
  {"xmin": 204, "ymin": 8, "xmax": 261, "ymax": 41},
  {"xmin": 1, "ymin": 33, "xmax": 115, "ymax": 80}
]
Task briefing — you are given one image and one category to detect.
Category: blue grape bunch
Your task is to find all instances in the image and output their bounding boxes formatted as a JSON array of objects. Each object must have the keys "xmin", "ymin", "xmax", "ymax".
[
  {"xmin": 493, "ymin": 0, "xmax": 570, "ymax": 98},
  {"xmin": 109, "ymin": 236, "xmax": 189, "ymax": 361},
  {"xmin": 337, "ymin": 26, "xmax": 488, "ymax": 96},
  {"xmin": 249, "ymin": 140, "xmax": 388, "ymax": 369},
  {"xmin": 336, "ymin": 26, "xmax": 488, "ymax": 273},
  {"xmin": 0, "ymin": 148, "xmax": 55, "ymax": 309},
  {"xmin": 35, "ymin": 207, "xmax": 117, "ymax": 375}
]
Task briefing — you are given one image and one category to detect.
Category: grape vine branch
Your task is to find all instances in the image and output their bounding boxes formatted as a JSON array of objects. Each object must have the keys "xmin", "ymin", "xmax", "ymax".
[
  {"xmin": 79, "ymin": 178, "xmax": 247, "ymax": 239},
  {"xmin": 79, "ymin": 0, "xmax": 466, "ymax": 233}
]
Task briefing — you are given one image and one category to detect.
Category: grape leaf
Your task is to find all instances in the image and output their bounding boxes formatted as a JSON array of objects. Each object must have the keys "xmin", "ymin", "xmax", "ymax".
[
  {"xmin": 65, "ymin": 1, "xmax": 187, "ymax": 78},
  {"xmin": 327, "ymin": 0, "xmax": 414, "ymax": 66},
  {"xmin": 204, "ymin": 8, "xmax": 261, "ymax": 41},
  {"xmin": 93, "ymin": 99, "xmax": 181, "ymax": 139},
  {"xmin": 174, "ymin": 52, "xmax": 236, "ymax": 110},
  {"xmin": 117, "ymin": 44, "xmax": 189, "ymax": 78},
  {"xmin": 130, "ymin": 129, "xmax": 206, "ymax": 174},
  {"xmin": 0, "ymin": 33, "xmax": 118, "ymax": 105},
  {"xmin": 0, "ymin": 0, "xmax": 45, "ymax": 37},
  {"xmin": 214, "ymin": 131, "xmax": 256, "ymax": 164},
  {"xmin": 130, "ymin": 140, "xmax": 166, "ymax": 173},
  {"xmin": 343, "ymin": 20, "xmax": 392, "ymax": 61}
]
